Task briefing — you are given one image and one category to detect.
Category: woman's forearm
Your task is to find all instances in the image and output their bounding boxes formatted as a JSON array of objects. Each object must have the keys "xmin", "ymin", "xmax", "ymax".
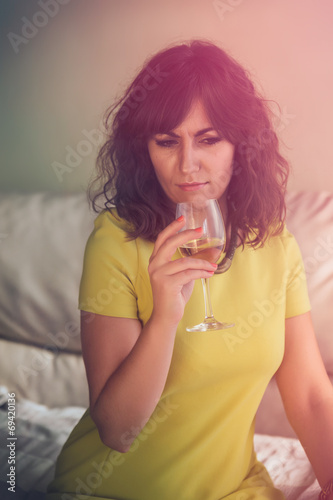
[
  {"xmin": 289, "ymin": 395, "xmax": 333, "ymax": 488},
  {"xmin": 90, "ymin": 315, "xmax": 177, "ymax": 453}
]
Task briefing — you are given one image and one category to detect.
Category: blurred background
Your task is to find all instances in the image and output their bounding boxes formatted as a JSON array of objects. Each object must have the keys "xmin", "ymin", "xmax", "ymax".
[{"xmin": 1, "ymin": 0, "xmax": 333, "ymax": 194}]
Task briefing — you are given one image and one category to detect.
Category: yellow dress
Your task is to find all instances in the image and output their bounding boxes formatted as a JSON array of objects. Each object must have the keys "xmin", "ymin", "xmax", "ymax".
[{"xmin": 46, "ymin": 209, "xmax": 311, "ymax": 500}]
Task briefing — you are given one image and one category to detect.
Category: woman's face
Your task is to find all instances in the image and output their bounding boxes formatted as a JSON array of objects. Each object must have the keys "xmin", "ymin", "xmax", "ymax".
[{"xmin": 147, "ymin": 100, "xmax": 235, "ymax": 209}]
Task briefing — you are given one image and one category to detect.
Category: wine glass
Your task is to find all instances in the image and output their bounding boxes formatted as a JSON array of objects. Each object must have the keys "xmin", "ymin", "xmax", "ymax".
[{"xmin": 176, "ymin": 199, "xmax": 234, "ymax": 332}]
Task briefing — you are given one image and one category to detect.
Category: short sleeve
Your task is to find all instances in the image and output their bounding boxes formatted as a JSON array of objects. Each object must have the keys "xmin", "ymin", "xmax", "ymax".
[
  {"xmin": 78, "ymin": 210, "xmax": 139, "ymax": 319},
  {"xmin": 283, "ymin": 228, "xmax": 311, "ymax": 319}
]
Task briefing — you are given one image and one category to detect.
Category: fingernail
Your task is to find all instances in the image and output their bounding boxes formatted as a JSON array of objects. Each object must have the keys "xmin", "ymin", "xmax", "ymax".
[
  {"xmin": 194, "ymin": 227, "xmax": 202, "ymax": 233},
  {"xmin": 211, "ymin": 263, "xmax": 218, "ymax": 268},
  {"xmin": 176, "ymin": 215, "xmax": 184, "ymax": 222}
]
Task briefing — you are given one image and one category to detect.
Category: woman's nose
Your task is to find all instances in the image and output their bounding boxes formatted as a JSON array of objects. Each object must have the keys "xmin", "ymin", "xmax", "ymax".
[{"xmin": 178, "ymin": 144, "xmax": 200, "ymax": 174}]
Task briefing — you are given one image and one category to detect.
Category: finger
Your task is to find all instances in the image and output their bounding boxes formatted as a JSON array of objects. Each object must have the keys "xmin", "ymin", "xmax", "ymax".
[
  {"xmin": 150, "ymin": 264, "xmax": 216, "ymax": 293},
  {"xmin": 151, "ymin": 226, "xmax": 204, "ymax": 265},
  {"xmin": 164, "ymin": 267, "xmax": 216, "ymax": 288},
  {"xmin": 150, "ymin": 216, "xmax": 186, "ymax": 261},
  {"xmin": 149, "ymin": 258, "xmax": 217, "ymax": 292},
  {"xmin": 159, "ymin": 257, "xmax": 217, "ymax": 277}
]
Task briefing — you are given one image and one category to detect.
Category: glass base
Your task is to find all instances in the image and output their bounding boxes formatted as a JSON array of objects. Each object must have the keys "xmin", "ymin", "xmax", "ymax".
[{"xmin": 186, "ymin": 318, "xmax": 235, "ymax": 332}]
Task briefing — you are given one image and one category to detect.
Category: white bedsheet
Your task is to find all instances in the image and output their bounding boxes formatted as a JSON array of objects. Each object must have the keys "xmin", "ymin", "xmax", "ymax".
[{"xmin": 254, "ymin": 434, "xmax": 319, "ymax": 499}]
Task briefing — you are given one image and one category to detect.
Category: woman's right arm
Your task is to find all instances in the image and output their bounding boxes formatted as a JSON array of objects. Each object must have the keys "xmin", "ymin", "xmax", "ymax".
[{"xmin": 81, "ymin": 217, "xmax": 217, "ymax": 452}]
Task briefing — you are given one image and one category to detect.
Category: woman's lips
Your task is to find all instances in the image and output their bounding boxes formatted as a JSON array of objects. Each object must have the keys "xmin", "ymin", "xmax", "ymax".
[{"xmin": 178, "ymin": 182, "xmax": 208, "ymax": 191}]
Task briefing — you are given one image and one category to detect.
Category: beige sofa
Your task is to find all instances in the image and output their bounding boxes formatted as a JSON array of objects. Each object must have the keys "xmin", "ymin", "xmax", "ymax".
[{"xmin": 0, "ymin": 191, "xmax": 332, "ymax": 499}]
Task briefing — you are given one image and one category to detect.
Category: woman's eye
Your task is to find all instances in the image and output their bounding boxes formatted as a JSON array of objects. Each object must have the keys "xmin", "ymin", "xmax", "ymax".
[
  {"xmin": 201, "ymin": 137, "xmax": 222, "ymax": 145},
  {"xmin": 155, "ymin": 139, "xmax": 178, "ymax": 148}
]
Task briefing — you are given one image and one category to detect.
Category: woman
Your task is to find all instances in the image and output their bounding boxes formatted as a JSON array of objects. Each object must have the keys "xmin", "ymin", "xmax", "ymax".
[{"xmin": 47, "ymin": 40, "xmax": 333, "ymax": 500}]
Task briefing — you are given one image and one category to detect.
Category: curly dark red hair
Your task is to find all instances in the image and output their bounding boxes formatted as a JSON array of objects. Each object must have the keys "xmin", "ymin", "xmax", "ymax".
[{"xmin": 89, "ymin": 40, "xmax": 289, "ymax": 247}]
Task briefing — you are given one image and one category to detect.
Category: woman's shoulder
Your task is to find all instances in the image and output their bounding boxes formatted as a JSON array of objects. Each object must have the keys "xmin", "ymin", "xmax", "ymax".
[
  {"xmin": 261, "ymin": 224, "xmax": 303, "ymax": 265},
  {"xmin": 273, "ymin": 224, "xmax": 299, "ymax": 249},
  {"xmin": 83, "ymin": 208, "xmax": 135, "ymax": 262},
  {"xmin": 87, "ymin": 208, "xmax": 153, "ymax": 262},
  {"xmin": 244, "ymin": 225, "xmax": 301, "ymax": 262},
  {"xmin": 245, "ymin": 224, "xmax": 295, "ymax": 250},
  {"xmin": 93, "ymin": 208, "xmax": 133, "ymax": 238}
]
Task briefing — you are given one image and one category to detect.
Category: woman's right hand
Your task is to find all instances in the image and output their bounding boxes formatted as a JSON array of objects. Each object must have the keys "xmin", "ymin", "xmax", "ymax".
[{"xmin": 148, "ymin": 216, "xmax": 217, "ymax": 330}]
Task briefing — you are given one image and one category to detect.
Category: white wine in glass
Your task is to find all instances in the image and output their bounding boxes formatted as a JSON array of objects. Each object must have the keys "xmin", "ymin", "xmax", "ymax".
[{"xmin": 176, "ymin": 199, "xmax": 235, "ymax": 332}]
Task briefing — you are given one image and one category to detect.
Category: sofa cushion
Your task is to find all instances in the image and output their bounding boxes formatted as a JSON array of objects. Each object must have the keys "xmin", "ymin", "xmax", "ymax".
[
  {"xmin": 256, "ymin": 190, "xmax": 333, "ymax": 436},
  {"xmin": 0, "ymin": 337, "xmax": 89, "ymax": 407},
  {"xmin": 0, "ymin": 192, "xmax": 95, "ymax": 354},
  {"xmin": 286, "ymin": 191, "xmax": 333, "ymax": 375}
]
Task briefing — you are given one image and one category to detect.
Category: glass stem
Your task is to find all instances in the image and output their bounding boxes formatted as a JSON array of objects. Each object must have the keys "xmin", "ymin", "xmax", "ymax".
[{"xmin": 201, "ymin": 278, "xmax": 215, "ymax": 321}]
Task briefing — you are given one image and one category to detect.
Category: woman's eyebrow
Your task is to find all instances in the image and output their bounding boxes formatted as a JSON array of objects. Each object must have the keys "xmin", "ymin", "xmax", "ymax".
[
  {"xmin": 194, "ymin": 127, "xmax": 215, "ymax": 137},
  {"xmin": 156, "ymin": 127, "xmax": 216, "ymax": 138}
]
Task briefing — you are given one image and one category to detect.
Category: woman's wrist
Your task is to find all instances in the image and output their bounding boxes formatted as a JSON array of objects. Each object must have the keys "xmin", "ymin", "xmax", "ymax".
[
  {"xmin": 319, "ymin": 477, "xmax": 333, "ymax": 500},
  {"xmin": 149, "ymin": 309, "xmax": 180, "ymax": 336}
]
